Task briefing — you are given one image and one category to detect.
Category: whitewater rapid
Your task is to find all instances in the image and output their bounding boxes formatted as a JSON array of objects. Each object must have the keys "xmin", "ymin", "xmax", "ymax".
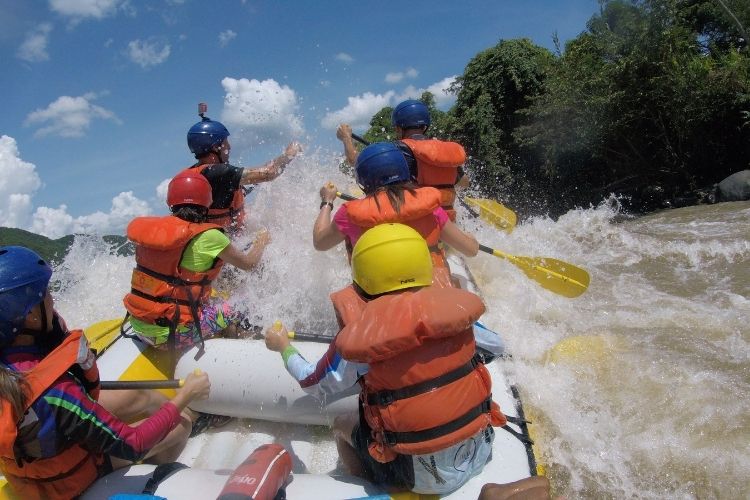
[{"xmin": 51, "ymin": 150, "xmax": 749, "ymax": 499}]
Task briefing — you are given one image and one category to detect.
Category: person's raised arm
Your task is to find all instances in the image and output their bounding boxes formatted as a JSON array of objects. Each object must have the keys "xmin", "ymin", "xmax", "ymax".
[
  {"xmin": 440, "ymin": 220, "xmax": 479, "ymax": 257},
  {"xmin": 218, "ymin": 229, "xmax": 271, "ymax": 270},
  {"xmin": 336, "ymin": 124, "xmax": 358, "ymax": 165},
  {"xmin": 240, "ymin": 141, "xmax": 302, "ymax": 184},
  {"xmin": 313, "ymin": 183, "xmax": 345, "ymax": 251}
]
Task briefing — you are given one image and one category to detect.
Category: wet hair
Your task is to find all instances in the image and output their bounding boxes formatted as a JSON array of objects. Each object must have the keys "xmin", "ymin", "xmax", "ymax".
[
  {"xmin": 171, "ymin": 205, "xmax": 209, "ymax": 223},
  {"xmin": 370, "ymin": 181, "xmax": 419, "ymax": 215},
  {"xmin": 0, "ymin": 367, "xmax": 29, "ymax": 421}
]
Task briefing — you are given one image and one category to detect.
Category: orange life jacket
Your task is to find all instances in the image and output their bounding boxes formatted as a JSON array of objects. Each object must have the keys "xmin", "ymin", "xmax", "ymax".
[
  {"xmin": 0, "ymin": 330, "xmax": 106, "ymax": 500},
  {"xmin": 187, "ymin": 164, "xmax": 246, "ymax": 230},
  {"xmin": 123, "ymin": 215, "xmax": 224, "ymax": 334},
  {"xmin": 332, "ymin": 286, "xmax": 506, "ymax": 463},
  {"xmin": 400, "ymin": 138, "xmax": 466, "ymax": 221},
  {"xmin": 343, "ymin": 187, "xmax": 452, "ymax": 288}
]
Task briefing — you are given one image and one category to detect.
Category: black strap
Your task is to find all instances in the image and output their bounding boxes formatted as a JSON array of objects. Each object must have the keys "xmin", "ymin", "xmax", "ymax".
[
  {"xmin": 509, "ymin": 385, "xmax": 538, "ymax": 476},
  {"xmin": 142, "ymin": 462, "xmax": 188, "ymax": 494},
  {"xmin": 129, "ymin": 288, "xmax": 192, "ymax": 307},
  {"xmin": 119, "ymin": 312, "xmax": 136, "ymax": 340},
  {"xmin": 381, "ymin": 398, "xmax": 491, "ymax": 446},
  {"xmin": 136, "ymin": 264, "xmax": 211, "ymax": 287},
  {"xmin": 183, "ymin": 284, "xmax": 206, "ymax": 354},
  {"xmin": 367, "ymin": 355, "xmax": 481, "ymax": 407},
  {"xmin": 206, "ymin": 206, "xmax": 242, "ymax": 220},
  {"xmin": 500, "ymin": 424, "xmax": 533, "ymax": 445}
]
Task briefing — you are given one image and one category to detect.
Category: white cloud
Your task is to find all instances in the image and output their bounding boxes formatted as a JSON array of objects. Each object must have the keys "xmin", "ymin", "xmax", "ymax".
[
  {"xmin": 24, "ymin": 92, "xmax": 120, "ymax": 138},
  {"xmin": 398, "ymin": 75, "xmax": 458, "ymax": 109},
  {"xmin": 335, "ymin": 52, "xmax": 354, "ymax": 64},
  {"xmin": 220, "ymin": 77, "xmax": 304, "ymax": 144},
  {"xmin": 49, "ymin": 0, "xmax": 122, "ymax": 19},
  {"xmin": 320, "ymin": 91, "xmax": 395, "ymax": 130},
  {"xmin": 218, "ymin": 30, "xmax": 237, "ymax": 47},
  {"xmin": 0, "ymin": 135, "xmax": 151, "ymax": 238},
  {"xmin": 425, "ymin": 76, "xmax": 458, "ymax": 108},
  {"xmin": 17, "ymin": 23, "xmax": 53, "ymax": 63},
  {"xmin": 155, "ymin": 178, "xmax": 170, "ymax": 205},
  {"xmin": 126, "ymin": 38, "xmax": 171, "ymax": 68},
  {"xmin": 0, "ymin": 136, "xmax": 42, "ymax": 229},
  {"xmin": 30, "ymin": 192, "xmax": 150, "ymax": 239},
  {"xmin": 321, "ymin": 75, "xmax": 458, "ymax": 131},
  {"xmin": 385, "ymin": 67, "xmax": 419, "ymax": 84}
]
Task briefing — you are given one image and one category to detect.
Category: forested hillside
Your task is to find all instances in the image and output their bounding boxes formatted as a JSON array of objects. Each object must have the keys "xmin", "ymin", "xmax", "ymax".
[
  {"xmin": 0, "ymin": 227, "xmax": 131, "ymax": 263},
  {"xmin": 358, "ymin": 0, "xmax": 749, "ymax": 218}
]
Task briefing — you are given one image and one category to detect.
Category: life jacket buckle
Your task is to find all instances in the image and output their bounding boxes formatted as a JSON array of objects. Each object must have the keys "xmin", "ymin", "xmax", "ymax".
[
  {"xmin": 375, "ymin": 391, "xmax": 394, "ymax": 407},
  {"xmin": 382, "ymin": 431, "xmax": 398, "ymax": 446}
]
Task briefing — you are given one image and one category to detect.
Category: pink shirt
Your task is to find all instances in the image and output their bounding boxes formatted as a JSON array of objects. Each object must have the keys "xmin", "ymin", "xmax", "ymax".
[{"xmin": 333, "ymin": 204, "xmax": 450, "ymax": 247}]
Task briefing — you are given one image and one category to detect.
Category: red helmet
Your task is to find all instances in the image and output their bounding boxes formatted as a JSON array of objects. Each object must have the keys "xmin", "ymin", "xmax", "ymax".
[{"xmin": 167, "ymin": 170, "xmax": 213, "ymax": 208}]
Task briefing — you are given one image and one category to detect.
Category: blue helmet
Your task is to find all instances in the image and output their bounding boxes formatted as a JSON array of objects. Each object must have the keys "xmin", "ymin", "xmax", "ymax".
[
  {"xmin": 355, "ymin": 142, "xmax": 410, "ymax": 193},
  {"xmin": 187, "ymin": 117, "xmax": 230, "ymax": 157},
  {"xmin": 0, "ymin": 246, "xmax": 52, "ymax": 345},
  {"xmin": 391, "ymin": 99, "xmax": 430, "ymax": 129}
]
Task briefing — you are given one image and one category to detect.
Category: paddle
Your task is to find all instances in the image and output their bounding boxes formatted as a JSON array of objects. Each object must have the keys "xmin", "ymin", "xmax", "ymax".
[
  {"xmin": 478, "ymin": 244, "xmax": 590, "ymax": 298},
  {"xmin": 287, "ymin": 330, "xmax": 334, "ymax": 343},
  {"xmin": 349, "ymin": 133, "xmax": 517, "ymax": 232},
  {"xmin": 101, "ymin": 379, "xmax": 183, "ymax": 390}
]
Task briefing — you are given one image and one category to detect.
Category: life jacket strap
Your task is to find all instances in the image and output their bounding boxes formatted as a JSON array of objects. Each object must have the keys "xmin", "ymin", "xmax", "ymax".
[
  {"xmin": 135, "ymin": 265, "xmax": 211, "ymax": 287},
  {"xmin": 142, "ymin": 462, "xmax": 188, "ymax": 495},
  {"xmin": 206, "ymin": 207, "xmax": 242, "ymax": 220},
  {"xmin": 128, "ymin": 288, "xmax": 192, "ymax": 307},
  {"xmin": 367, "ymin": 354, "xmax": 481, "ymax": 407},
  {"xmin": 381, "ymin": 398, "xmax": 492, "ymax": 446}
]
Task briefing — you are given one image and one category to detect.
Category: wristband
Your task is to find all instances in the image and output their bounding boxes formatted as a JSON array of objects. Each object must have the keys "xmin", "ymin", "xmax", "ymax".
[
  {"xmin": 281, "ymin": 345, "xmax": 300, "ymax": 365},
  {"xmin": 320, "ymin": 201, "xmax": 334, "ymax": 210}
]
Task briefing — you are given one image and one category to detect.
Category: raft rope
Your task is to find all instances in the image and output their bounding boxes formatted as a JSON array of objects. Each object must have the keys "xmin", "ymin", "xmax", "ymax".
[{"xmin": 505, "ymin": 385, "xmax": 538, "ymax": 476}]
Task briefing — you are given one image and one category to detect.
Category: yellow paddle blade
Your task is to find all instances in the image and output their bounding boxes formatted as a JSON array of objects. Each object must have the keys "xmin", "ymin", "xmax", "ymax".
[
  {"xmin": 545, "ymin": 334, "xmax": 612, "ymax": 364},
  {"xmin": 487, "ymin": 248, "xmax": 590, "ymax": 298},
  {"xmin": 463, "ymin": 197, "xmax": 517, "ymax": 232},
  {"xmin": 511, "ymin": 255, "xmax": 590, "ymax": 298},
  {"xmin": 84, "ymin": 318, "xmax": 123, "ymax": 353}
]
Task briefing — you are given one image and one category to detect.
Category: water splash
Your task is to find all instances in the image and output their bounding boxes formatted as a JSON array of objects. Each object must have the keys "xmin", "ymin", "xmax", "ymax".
[{"xmin": 52, "ymin": 148, "xmax": 750, "ymax": 497}]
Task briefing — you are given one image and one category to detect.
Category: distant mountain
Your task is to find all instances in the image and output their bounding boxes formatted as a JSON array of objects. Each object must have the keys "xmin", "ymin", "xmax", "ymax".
[{"xmin": 0, "ymin": 227, "xmax": 132, "ymax": 263}]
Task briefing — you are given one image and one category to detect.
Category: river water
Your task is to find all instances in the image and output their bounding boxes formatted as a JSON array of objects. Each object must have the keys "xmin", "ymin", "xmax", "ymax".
[{"xmin": 50, "ymin": 151, "xmax": 749, "ymax": 499}]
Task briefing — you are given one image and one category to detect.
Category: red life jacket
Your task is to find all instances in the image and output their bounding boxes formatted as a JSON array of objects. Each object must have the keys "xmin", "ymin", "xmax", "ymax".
[
  {"xmin": 400, "ymin": 138, "xmax": 466, "ymax": 221},
  {"xmin": 343, "ymin": 187, "xmax": 452, "ymax": 288},
  {"xmin": 332, "ymin": 286, "xmax": 506, "ymax": 463},
  {"xmin": 186, "ymin": 164, "xmax": 246, "ymax": 230},
  {"xmin": 0, "ymin": 330, "xmax": 106, "ymax": 500},
  {"xmin": 123, "ymin": 215, "xmax": 224, "ymax": 333}
]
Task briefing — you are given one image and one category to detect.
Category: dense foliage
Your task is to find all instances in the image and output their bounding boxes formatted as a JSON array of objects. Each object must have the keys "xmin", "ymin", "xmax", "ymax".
[{"xmin": 359, "ymin": 0, "xmax": 750, "ymax": 217}]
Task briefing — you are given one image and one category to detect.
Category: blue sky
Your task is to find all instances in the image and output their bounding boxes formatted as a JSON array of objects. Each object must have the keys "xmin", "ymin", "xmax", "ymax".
[{"xmin": 0, "ymin": 0, "xmax": 599, "ymax": 238}]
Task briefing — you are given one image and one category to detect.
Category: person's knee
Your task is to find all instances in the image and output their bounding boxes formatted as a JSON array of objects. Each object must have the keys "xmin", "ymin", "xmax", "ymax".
[
  {"xmin": 333, "ymin": 413, "xmax": 358, "ymax": 444},
  {"xmin": 135, "ymin": 389, "xmax": 168, "ymax": 414}
]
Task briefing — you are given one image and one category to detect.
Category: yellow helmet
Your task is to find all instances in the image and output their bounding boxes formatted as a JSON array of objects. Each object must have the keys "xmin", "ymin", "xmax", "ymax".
[{"xmin": 351, "ymin": 223, "xmax": 433, "ymax": 296}]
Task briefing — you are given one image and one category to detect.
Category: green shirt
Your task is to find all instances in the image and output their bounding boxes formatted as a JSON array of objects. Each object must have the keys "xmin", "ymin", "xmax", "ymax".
[{"xmin": 130, "ymin": 229, "xmax": 231, "ymax": 343}]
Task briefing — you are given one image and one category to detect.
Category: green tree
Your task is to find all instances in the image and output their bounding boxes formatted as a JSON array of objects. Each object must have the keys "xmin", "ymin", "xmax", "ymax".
[
  {"xmin": 518, "ymin": 0, "xmax": 750, "ymax": 212},
  {"xmin": 447, "ymin": 38, "xmax": 554, "ymax": 213}
]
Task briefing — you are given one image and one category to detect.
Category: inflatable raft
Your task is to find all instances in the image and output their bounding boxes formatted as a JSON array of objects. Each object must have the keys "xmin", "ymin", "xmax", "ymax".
[{"xmin": 1, "ymin": 256, "xmax": 540, "ymax": 499}]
